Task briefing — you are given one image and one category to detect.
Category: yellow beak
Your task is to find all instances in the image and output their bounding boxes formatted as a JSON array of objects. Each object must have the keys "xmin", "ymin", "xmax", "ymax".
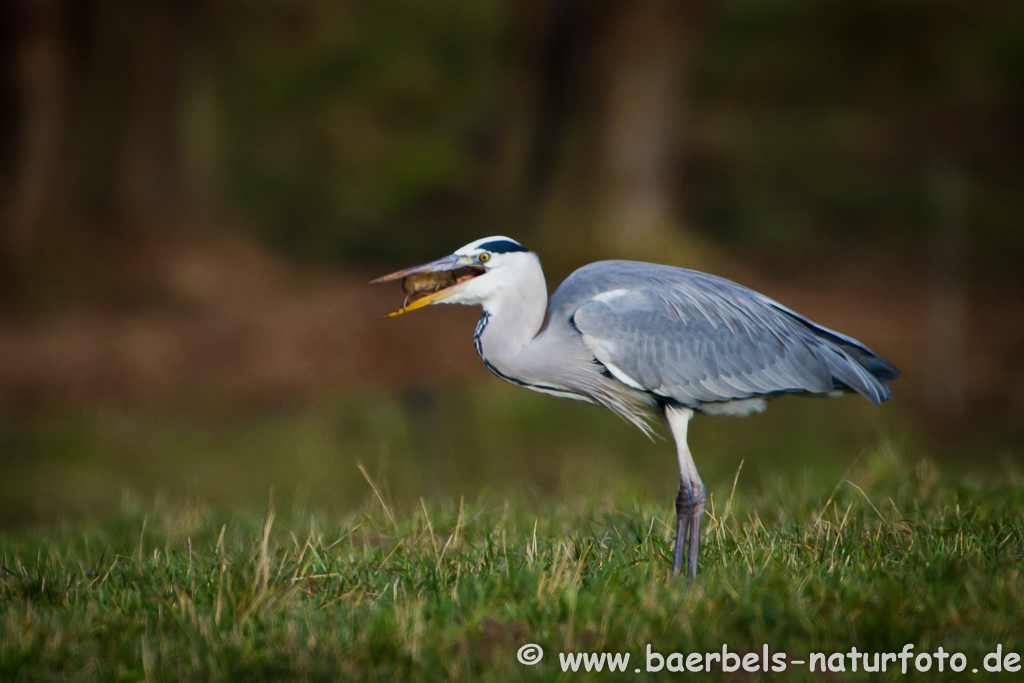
[
  {"xmin": 381, "ymin": 287, "xmax": 457, "ymax": 318},
  {"xmin": 369, "ymin": 254, "xmax": 473, "ymax": 317}
]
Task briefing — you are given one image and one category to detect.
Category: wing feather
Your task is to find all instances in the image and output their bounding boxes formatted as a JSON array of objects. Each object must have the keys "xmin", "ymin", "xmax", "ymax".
[
  {"xmin": 571, "ymin": 283, "xmax": 840, "ymax": 408},
  {"xmin": 551, "ymin": 260, "xmax": 896, "ymax": 408}
]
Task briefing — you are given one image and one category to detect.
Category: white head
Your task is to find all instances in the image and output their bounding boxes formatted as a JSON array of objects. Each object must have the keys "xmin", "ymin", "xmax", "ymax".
[{"xmin": 370, "ymin": 236, "xmax": 546, "ymax": 316}]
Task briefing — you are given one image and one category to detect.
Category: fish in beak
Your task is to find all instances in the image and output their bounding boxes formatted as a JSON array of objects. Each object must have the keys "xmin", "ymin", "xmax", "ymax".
[{"xmin": 369, "ymin": 254, "xmax": 487, "ymax": 317}]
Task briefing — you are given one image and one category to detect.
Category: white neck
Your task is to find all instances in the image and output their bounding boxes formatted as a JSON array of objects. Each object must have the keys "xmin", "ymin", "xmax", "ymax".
[
  {"xmin": 464, "ymin": 250, "xmax": 652, "ymax": 432},
  {"xmin": 471, "ymin": 254, "xmax": 548, "ymax": 375}
]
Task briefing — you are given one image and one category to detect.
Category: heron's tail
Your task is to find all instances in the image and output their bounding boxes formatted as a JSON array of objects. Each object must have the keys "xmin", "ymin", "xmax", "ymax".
[
  {"xmin": 806, "ymin": 330, "xmax": 902, "ymax": 405},
  {"xmin": 830, "ymin": 340, "xmax": 901, "ymax": 383},
  {"xmin": 818, "ymin": 344, "xmax": 900, "ymax": 405},
  {"xmin": 769, "ymin": 303, "xmax": 901, "ymax": 405}
]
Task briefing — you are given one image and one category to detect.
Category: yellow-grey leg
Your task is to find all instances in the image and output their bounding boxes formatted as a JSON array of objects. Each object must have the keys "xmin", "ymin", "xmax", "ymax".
[{"xmin": 665, "ymin": 406, "xmax": 705, "ymax": 578}]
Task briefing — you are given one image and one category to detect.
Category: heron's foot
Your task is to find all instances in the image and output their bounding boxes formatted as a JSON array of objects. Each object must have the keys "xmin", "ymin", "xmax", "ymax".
[{"xmin": 672, "ymin": 484, "xmax": 706, "ymax": 578}]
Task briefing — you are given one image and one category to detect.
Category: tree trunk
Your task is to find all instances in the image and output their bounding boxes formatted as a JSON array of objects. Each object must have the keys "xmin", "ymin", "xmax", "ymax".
[
  {"xmin": 112, "ymin": 0, "xmax": 189, "ymax": 224},
  {"xmin": 594, "ymin": 0, "xmax": 692, "ymax": 256},
  {"xmin": 2, "ymin": 0, "xmax": 197, "ymax": 274},
  {"xmin": 494, "ymin": 0, "xmax": 704, "ymax": 264},
  {"xmin": 5, "ymin": 0, "xmax": 71, "ymax": 262},
  {"xmin": 489, "ymin": 0, "xmax": 582, "ymax": 233}
]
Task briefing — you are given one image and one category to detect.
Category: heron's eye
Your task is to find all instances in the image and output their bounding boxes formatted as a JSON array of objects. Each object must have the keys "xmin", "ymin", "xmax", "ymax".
[{"xmin": 478, "ymin": 252, "xmax": 491, "ymax": 263}]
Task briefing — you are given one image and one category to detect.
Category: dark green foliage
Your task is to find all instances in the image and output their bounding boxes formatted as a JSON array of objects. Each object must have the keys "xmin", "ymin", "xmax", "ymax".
[
  {"xmin": 210, "ymin": 0, "xmax": 504, "ymax": 263},
  {"xmin": 194, "ymin": 0, "xmax": 1024, "ymax": 273},
  {"xmin": 687, "ymin": 0, "xmax": 1024, "ymax": 271}
]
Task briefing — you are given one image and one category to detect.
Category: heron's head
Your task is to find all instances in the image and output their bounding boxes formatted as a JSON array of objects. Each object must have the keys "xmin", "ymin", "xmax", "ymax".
[{"xmin": 371, "ymin": 236, "xmax": 541, "ymax": 316}]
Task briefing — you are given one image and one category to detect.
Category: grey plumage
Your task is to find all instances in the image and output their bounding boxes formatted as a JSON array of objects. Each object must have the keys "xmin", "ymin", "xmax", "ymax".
[
  {"xmin": 373, "ymin": 237, "xmax": 900, "ymax": 577},
  {"xmin": 556, "ymin": 260, "xmax": 898, "ymax": 413}
]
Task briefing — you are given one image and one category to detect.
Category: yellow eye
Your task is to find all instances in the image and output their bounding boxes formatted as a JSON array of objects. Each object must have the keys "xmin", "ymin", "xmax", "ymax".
[{"xmin": 478, "ymin": 252, "xmax": 491, "ymax": 263}]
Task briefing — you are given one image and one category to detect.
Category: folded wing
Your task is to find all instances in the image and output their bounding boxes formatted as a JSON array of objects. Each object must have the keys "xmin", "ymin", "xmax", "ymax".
[{"xmin": 568, "ymin": 267, "xmax": 897, "ymax": 409}]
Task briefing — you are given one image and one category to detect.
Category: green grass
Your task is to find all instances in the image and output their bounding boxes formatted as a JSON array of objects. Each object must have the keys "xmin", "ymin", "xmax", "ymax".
[{"xmin": 2, "ymin": 447, "xmax": 1022, "ymax": 682}]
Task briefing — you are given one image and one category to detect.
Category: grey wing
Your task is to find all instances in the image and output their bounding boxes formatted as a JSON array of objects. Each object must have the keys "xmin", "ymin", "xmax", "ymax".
[{"xmin": 570, "ymin": 277, "xmax": 893, "ymax": 410}]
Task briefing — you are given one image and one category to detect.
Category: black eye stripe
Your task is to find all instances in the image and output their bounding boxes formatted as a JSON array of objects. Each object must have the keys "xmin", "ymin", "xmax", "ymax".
[{"xmin": 476, "ymin": 240, "xmax": 528, "ymax": 254}]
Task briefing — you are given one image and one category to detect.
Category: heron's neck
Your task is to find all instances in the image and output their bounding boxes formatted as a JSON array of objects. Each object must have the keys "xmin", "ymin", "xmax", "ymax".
[{"xmin": 473, "ymin": 262, "xmax": 548, "ymax": 376}]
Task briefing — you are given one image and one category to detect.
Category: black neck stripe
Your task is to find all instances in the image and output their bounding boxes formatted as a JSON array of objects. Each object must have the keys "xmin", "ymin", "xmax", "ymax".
[{"xmin": 473, "ymin": 312, "xmax": 580, "ymax": 398}]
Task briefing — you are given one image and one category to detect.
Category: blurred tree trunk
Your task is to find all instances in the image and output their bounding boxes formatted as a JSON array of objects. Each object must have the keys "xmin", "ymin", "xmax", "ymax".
[
  {"xmin": 1, "ymin": 0, "xmax": 198, "ymax": 277},
  {"xmin": 494, "ymin": 0, "xmax": 707, "ymax": 263},
  {"xmin": 594, "ymin": 0, "xmax": 693, "ymax": 256},
  {"xmin": 110, "ymin": 0, "xmax": 191, "ymax": 223},
  {"xmin": 489, "ymin": 1, "xmax": 580, "ymax": 231},
  {"xmin": 4, "ymin": 0, "xmax": 72, "ymax": 264}
]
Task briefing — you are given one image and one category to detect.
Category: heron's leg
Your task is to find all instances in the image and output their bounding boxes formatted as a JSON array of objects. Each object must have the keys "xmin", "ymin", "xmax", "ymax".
[
  {"xmin": 673, "ymin": 482, "xmax": 691, "ymax": 574},
  {"xmin": 684, "ymin": 477, "xmax": 706, "ymax": 577},
  {"xmin": 673, "ymin": 480, "xmax": 706, "ymax": 576},
  {"xmin": 665, "ymin": 406, "xmax": 705, "ymax": 578}
]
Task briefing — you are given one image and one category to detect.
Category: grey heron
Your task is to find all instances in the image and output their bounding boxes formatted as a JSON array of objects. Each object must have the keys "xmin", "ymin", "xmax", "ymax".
[{"xmin": 371, "ymin": 236, "xmax": 900, "ymax": 577}]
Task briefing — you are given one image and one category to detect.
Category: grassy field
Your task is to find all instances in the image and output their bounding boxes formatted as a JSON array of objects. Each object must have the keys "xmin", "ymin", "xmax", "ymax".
[{"xmin": 2, "ymin": 442, "xmax": 1022, "ymax": 681}]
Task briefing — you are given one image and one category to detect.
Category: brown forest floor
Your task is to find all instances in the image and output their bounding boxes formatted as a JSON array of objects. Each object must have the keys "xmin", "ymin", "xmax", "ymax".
[{"xmin": 1, "ymin": 237, "xmax": 1021, "ymax": 424}]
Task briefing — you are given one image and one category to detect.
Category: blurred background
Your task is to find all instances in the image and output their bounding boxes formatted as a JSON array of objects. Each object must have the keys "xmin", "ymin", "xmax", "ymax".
[{"xmin": 1, "ymin": 0, "xmax": 1022, "ymax": 527}]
